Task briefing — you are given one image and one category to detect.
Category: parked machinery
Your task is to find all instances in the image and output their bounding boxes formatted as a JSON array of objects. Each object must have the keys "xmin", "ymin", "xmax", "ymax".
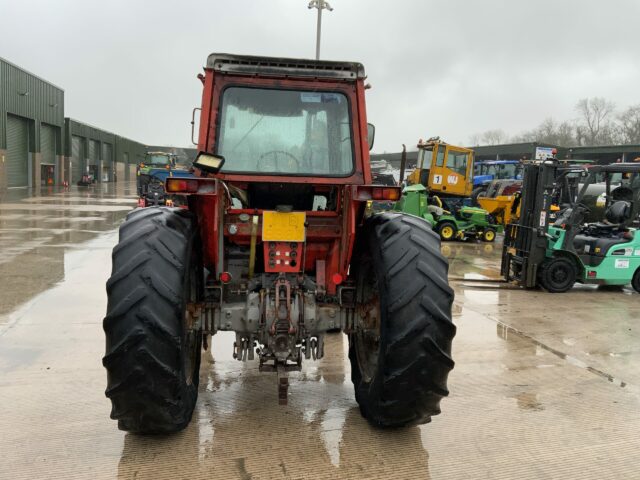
[
  {"xmin": 136, "ymin": 151, "xmax": 194, "ymax": 206},
  {"xmin": 398, "ymin": 138, "xmax": 501, "ymax": 240},
  {"xmin": 102, "ymin": 54, "xmax": 456, "ymax": 434},
  {"xmin": 472, "ymin": 159, "xmax": 522, "ymax": 204},
  {"xmin": 395, "ymin": 184, "xmax": 500, "ymax": 242},
  {"xmin": 502, "ymin": 162, "xmax": 640, "ymax": 293}
]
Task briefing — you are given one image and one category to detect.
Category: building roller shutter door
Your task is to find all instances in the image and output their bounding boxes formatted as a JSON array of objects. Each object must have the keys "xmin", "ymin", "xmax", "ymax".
[
  {"xmin": 88, "ymin": 140, "xmax": 99, "ymax": 165},
  {"xmin": 6, "ymin": 115, "xmax": 29, "ymax": 188},
  {"xmin": 71, "ymin": 136, "xmax": 83, "ymax": 182},
  {"xmin": 102, "ymin": 143, "xmax": 113, "ymax": 181},
  {"xmin": 41, "ymin": 124, "xmax": 56, "ymax": 165}
]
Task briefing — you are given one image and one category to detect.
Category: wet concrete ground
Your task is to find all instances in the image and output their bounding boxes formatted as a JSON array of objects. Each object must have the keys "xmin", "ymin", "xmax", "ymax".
[{"xmin": 1, "ymin": 183, "xmax": 639, "ymax": 479}]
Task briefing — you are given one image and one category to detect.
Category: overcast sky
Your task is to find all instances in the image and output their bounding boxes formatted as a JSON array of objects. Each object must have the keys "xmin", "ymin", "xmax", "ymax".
[{"xmin": 2, "ymin": 0, "xmax": 639, "ymax": 153}]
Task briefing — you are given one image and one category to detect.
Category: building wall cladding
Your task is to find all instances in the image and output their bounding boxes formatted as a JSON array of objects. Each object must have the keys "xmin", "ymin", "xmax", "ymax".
[
  {"xmin": 63, "ymin": 118, "xmax": 147, "ymax": 184},
  {"xmin": 1, "ymin": 57, "xmax": 65, "ymax": 189},
  {"xmin": 1, "ymin": 56, "xmax": 147, "ymax": 192}
]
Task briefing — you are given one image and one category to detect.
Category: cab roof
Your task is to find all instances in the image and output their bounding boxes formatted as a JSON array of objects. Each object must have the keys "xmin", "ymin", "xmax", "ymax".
[
  {"xmin": 589, "ymin": 163, "xmax": 640, "ymax": 174},
  {"xmin": 206, "ymin": 53, "xmax": 365, "ymax": 80},
  {"xmin": 476, "ymin": 160, "xmax": 521, "ymax": 165}
]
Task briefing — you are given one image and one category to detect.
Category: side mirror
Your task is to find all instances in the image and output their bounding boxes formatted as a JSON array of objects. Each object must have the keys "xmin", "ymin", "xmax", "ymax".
[
  {"xmin": 367, "ymin": 123, "xmax": 375, "ymax": 150},
  {"xmin": 194, "ymin": 152, "xmax": 225, "ymax": 174}
]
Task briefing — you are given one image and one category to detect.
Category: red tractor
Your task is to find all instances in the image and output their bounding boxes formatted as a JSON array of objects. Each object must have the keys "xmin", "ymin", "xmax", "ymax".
[{"xmin": 103, "ymin": 54, "xmax": 456, "ymax": 433}]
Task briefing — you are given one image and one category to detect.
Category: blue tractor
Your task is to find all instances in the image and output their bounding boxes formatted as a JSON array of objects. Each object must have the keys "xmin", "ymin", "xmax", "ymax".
[
  {"xmin": 137, "ymin": 151, "xmax": 195, "ymax": 207},
  {"xmin": 472, "ymin": 160, "xmax": 522, "ymax": 204}
]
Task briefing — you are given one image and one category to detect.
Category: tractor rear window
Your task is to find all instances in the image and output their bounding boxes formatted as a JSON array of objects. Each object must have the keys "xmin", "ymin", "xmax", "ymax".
[
  {"xmin": 145, "ymin": 155, "xmax": 171, "ymax": 166},
  {"xmin": 216, "ymin": 87, "xmax": 354, "ymax": 176}
]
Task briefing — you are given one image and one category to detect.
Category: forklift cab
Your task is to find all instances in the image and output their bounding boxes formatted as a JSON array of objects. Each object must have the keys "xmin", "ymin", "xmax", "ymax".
[{"xmin": 568, "ymin": 166, "xmax": 640, "ymax": 267}]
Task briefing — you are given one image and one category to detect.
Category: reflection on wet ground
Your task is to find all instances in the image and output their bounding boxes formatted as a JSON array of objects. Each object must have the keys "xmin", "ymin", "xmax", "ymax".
[
  {"xmin": 1, "ymin": 191, "xmax": 639, "ymax": 479},
  {"xmin": 0, "ymin": 183, "xmax": 136, "ymax": 323}
]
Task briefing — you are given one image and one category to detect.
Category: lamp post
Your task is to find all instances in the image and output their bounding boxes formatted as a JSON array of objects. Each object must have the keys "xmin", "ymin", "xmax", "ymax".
[{"xmin": 308, "ymin": 0, "xmax": 333, "ymax": 60}]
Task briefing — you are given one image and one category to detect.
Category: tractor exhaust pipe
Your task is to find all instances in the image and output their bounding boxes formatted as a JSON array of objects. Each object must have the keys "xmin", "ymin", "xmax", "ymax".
[{"xmin": 399, "ymin": 144, "xmax": 407, "ymax": 185}]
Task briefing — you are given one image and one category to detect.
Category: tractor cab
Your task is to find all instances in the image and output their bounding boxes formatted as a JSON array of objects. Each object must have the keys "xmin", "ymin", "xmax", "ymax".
[
  {"xmin": 141, "ymin": 152, "xmax": 175, "ymax": 169},
  {"xmin": 407, "ymin": 137, "xmax": 474, "ymax": 197},
  {"xmin": 473, "ymin": 160, "xmax": 522, "ymax": 187},
  {"xmin": 103, "ymin": 53, "xmax": 455, "ymax": 434}
]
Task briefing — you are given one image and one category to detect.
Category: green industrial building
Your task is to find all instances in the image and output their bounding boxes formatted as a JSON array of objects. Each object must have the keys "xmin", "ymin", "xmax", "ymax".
[
  {"xmin": 0, "ymin": 58, "xmax": 65, "ymax": 190},
  {"xmin": 1, "ymin": 57, "xmax": 146, "ymax": 193}
]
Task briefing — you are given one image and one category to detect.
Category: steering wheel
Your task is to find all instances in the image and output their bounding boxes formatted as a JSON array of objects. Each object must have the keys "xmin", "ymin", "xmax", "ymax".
[{"xmin": 258, "ymin": 150, "xmax": 300, "ymax": 173}]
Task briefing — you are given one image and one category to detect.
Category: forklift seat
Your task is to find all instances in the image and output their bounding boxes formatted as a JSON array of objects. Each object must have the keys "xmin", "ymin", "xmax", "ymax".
[
  {"xmin": 605, "ymin": 201, "xmax": 631, "ymax": 224},
  {"xmin": 573, "ymin": 233, "xmax": 632, "ymax": 267},
  {"xmin": 573, "ymin": 235, "xmax": 629, "ymax": 255}
]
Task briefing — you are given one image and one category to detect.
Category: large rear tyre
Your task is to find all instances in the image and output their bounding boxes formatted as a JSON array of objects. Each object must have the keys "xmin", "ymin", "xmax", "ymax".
[
  {"xmin": 103, "ymin": 207, "xmax": 203, "ymax": 434},
  {"xmin": 349, "ymin": 213, "xmax": 456, "ymax": 428},
  {"xmin": 538, "ymin": 256, "xmax": 576, "ymax": 293}
]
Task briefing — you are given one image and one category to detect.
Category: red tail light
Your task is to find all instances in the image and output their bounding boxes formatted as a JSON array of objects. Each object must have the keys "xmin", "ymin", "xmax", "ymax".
[
  {"xmin": 165, "ymin": 177, "xmax": 217, "ymax": 194},
  {"xmin": 354, "ymin": 185, "xmax": 401, "ymax": 202},
  {"xmin": 165, "ymin": 178, "xmax": 200, "ymax": 193},
  {"xmin": 371, "ymin": 187, "xmax": 401, "ymax": 201}
]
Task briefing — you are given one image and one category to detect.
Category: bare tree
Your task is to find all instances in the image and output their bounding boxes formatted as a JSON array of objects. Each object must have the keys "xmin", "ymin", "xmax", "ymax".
[
  {"xmin": 512, "ymin": 118, "xmax": 577, "ymax": 145},
  {"xmin": 617, "ymin": 105, "xmax": 640, "ymax": 144},
  {"xmin": 481, "ymin": 129, "xmax": 507, "ymax": 145},
  {"xmin": 575, "ymin": 97, "xmax": 615, "ymax": 145},
  {"xmin": 468, "ymin": 133, "xmax": 481, "ymax": 146}
]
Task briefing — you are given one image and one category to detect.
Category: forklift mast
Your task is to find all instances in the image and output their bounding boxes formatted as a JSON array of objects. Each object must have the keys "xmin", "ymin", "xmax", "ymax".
[{"xmin": 501, "ymin": 162, "xmax": 560, "ymax": 287}]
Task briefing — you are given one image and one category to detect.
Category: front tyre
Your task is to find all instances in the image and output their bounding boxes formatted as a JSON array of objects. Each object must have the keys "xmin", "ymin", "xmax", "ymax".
[
  {"xmin": 482, "ymin": 228, "xmax": 496, "ymax": 242},
  {"xmin": 632, "ymin": 268, "xmax": 640, "ymax": 293},
  {"xmin": 538, "ymin": 256, "xmax": 576, "ymax": 293},
  {"xmin": 103, "ymin": 207, "xmax": 203, "ymax": 433},
  {"xmin": 437, "ymin": 221, "xmax": 457, "ymax": 241},
  {"xmin": 349, "ymin": 213, "xmax": 456, "ymax": 427}
]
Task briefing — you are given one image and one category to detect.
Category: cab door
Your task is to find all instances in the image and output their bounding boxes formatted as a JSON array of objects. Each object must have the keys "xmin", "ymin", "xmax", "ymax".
[{"xmin": 428, "ymin": 144, "xmax": 474, "ymax": 197}]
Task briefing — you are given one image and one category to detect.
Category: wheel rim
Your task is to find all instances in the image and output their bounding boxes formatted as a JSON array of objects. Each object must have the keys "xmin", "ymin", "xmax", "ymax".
[
  {"xmin": 485, "ymin": 230, "xmax": 495, "ymax": 241},
  {"xmin": 183, "ymin": 258, "xmax": 200, "ymax": 386},
  {"xmin": 354, "ymin": 257, "xmax": 381, "ymax": 383},
  {"xmin": 549, "ymin": 263, "xmax": 571, "ymax": 288},
  {"xmin": 441, "ymin": 226, "xmax": 454, "ymax": 239}
]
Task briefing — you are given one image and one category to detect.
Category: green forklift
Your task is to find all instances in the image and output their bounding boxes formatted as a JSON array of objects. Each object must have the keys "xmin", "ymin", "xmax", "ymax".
[
  {"xmin": 395, "ymin": 183, "xmax": 502, "ymax": 242},
  {"xmin": 502, "ymin": 162, "xmax": 640, "ymax": 293}
]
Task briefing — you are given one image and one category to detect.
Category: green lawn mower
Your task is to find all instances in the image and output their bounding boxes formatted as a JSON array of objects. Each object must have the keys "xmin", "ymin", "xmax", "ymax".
[
  {"xmin": 395, "ymin": 183, "xmax": 503, "ymax": 242},
  {"xmin": 502, "ymin": 162, "xmax": 640, "ymax": 293}
]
